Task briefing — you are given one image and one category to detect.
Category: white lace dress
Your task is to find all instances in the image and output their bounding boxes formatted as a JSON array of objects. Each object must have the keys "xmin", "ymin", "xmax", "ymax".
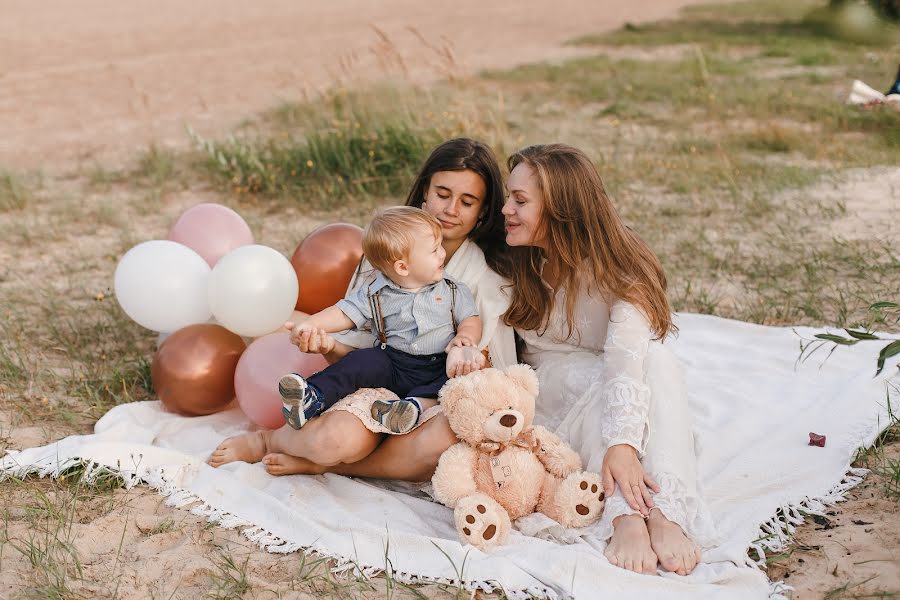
[{"xmin": 518, "ymin": 284, "xmax": 719, "ymax": 547}]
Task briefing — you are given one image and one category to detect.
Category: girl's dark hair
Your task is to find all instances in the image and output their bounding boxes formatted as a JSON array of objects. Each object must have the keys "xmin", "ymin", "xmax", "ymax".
[{"xmin": 404, "ymin": 138, "xmax": 511, "ymax": 278}]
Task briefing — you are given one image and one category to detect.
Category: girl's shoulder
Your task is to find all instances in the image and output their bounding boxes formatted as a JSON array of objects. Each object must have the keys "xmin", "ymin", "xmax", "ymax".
[{"xmin": 447, "ymin": 242, "xmax": 510, "ymax": 294}]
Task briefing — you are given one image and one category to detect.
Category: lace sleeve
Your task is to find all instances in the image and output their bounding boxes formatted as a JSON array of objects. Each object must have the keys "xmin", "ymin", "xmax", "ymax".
[{"xmin": 600, "ymin": 301, "xmax": 652, "ymax": 455}]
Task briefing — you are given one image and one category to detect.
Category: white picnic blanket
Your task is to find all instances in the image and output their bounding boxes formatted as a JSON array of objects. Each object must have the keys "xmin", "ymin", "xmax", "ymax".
[{"xmin": 2, "ymin": 313, "xmax": 897, "ymax": 599}]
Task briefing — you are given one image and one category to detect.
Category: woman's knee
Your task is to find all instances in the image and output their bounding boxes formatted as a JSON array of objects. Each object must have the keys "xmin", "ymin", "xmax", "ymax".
[{"xmin": 305, "ymin": 412, "xmax": 382, "ymax": 465}]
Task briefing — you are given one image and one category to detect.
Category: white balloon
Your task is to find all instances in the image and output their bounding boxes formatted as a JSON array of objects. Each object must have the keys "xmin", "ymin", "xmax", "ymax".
[
  {"xmin": 209, "ymin": 244, "xmax": 299, "ymax": 338},
  {"xmin": 114, "ymin": 240, "xmax": 212, "ymax": 332}
]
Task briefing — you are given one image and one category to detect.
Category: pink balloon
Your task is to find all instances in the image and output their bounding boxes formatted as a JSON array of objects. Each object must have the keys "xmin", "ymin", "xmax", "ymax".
[
  {"xmin": 168, "ymin": 203, "xmax": 254, "ymax": 267},
  {"xmin": 234, "ymin": 331, "xmax": 328, "ymax": 429}
]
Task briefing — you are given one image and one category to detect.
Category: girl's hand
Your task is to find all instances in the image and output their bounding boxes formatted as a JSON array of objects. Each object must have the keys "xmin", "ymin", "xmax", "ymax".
[
  {"xmin": 445, "ymin": 334, "xmax": 475, "ymax": 352},
  {"xmin": 601, "ymin": 444, "xmax": 660, "ymax": 517}
]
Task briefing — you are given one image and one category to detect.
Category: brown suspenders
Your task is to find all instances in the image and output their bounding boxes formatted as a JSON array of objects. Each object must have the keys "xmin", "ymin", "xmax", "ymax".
[
  {"xmin": 367, "ymin": 279, "xmax": 458, "ymax": 351},
  {"xmin": 366, "ymin": 284, "xmax": 388, "ymax": 349}
]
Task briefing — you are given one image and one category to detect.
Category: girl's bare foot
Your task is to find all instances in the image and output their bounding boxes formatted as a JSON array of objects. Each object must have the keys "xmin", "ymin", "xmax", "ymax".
[
  {"xmin": 207, "ymin": 432, "xmax": 270, "ymax": 467},
  {"xmin": 262, "ymin": 452, "xmax": 328, "ymax": 476},
  {"xmin": 604, "ymin": 514, "xmax": 658, "ymax": 575},
  {"xmin": 646, "ymin": 508, "xmax": 702, "ymax": 576}
]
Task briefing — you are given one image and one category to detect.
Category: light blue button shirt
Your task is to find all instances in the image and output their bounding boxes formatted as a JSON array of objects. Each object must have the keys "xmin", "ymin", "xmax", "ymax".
[{"xmin": 336, "ymin": 271, "xmax": 478, "ymax": 355}]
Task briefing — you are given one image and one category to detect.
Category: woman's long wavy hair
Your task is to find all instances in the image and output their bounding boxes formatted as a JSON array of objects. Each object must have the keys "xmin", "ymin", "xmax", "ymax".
[
  {"xmin": 404, "ymin": 138, "xmax": 512, "ymax": 278},
  {"xmin": 503, "ymin": 144, "xmax": 674, "ymax": 340}
]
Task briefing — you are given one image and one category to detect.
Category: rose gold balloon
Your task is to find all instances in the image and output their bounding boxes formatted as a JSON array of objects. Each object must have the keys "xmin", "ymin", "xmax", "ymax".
[
  {"xmin": 291, "ymin": 223, "xmax": 363, "ymax": 314},
  {"xmin": 152, "ymin": 323, "xmax": 247, "ymax": 416}
]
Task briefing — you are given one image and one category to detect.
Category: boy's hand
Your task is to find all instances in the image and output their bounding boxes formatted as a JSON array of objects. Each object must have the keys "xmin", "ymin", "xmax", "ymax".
[
  {"xmin": 284, "ymin": 321, "xmax": 336, "ymax": 355},
  {"xmin": 446, "ymin": 345, "xmax": 486, "ymax": 378}
]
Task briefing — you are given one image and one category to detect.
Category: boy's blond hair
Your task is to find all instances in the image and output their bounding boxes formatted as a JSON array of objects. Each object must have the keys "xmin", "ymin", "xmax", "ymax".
[{"xmin": 363, "ymin": 206, "xmax": 442, "ymax": 274}]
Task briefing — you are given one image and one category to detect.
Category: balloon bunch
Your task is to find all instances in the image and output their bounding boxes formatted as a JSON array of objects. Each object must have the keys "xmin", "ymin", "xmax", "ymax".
[{"xmin": 114, "ymin": 202, "xmax": 363, "ymax": 428}]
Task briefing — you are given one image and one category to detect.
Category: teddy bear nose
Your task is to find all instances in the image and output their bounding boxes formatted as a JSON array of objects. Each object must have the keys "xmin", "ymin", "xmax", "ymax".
[{"xmin": 500, "ymin": 414, "xmax": 517, "ymax": 428}]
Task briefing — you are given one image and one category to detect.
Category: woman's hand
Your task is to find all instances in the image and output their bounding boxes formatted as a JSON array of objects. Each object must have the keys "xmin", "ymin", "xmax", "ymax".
[{"xmin": 601, "ymin": 444, "xmax": 660, "ymax": 517}]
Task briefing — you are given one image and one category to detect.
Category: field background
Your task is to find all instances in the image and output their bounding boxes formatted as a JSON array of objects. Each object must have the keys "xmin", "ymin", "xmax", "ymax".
[{"xmin": 1, "ymin": 0, "xmax": 898, "ymax": 598}]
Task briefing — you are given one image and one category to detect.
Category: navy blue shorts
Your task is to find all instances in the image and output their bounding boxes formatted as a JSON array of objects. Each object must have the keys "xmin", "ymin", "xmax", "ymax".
[{"xmin": 307, "ymin": 345, "xmax": 448, "ymax": 410}]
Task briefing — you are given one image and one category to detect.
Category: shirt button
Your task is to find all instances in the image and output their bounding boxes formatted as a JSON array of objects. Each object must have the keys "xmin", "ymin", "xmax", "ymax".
[{"xmin": 412, "ymin": 343, "xmax": 418, "ymax": 350}]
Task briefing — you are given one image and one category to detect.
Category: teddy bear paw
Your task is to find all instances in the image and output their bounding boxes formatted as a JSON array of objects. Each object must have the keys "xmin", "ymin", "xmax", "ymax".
[
  {"xmin": 556, "ymin": 471, "xmax": 605, "ymax": 528},
  {"xmin": 454, "ymin": 493, "xmax": 511, "ymax": 551}
]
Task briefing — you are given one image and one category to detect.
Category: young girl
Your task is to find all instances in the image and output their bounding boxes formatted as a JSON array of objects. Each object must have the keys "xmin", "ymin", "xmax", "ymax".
[{"xmin": 501, "ymin": 144, "xmax": 718, "ymax": 576}]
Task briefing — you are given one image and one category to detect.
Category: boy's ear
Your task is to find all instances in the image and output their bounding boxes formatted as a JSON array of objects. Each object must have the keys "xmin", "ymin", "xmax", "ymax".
[{"xmin": 393, "ymin": 259, "xmax": 409, "ymax": 276}]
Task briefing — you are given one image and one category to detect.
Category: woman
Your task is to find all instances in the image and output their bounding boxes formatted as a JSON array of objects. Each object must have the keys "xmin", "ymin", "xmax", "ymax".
[
  {"xmin": 209, "ymin": 138, "xmax": 516, "ymax": 482},
  {"xmin": 502, "ymin": 144, "xmax": 718, "ymax": 576}
]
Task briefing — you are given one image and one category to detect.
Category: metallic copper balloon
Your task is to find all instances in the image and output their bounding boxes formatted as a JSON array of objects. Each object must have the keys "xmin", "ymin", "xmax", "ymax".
[
  {"xmin": 152, "ymin": 323, "xmax": 246, "ymax": 416},
  {"xmin": 291, "ymin": 222, "xmax": 364, "ymax": 314}
]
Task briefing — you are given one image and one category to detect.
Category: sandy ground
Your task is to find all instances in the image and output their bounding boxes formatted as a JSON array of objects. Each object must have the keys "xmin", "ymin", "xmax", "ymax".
[{"xmin": 1, "ymin": 0, "xmax": 710, "ymax": 172}]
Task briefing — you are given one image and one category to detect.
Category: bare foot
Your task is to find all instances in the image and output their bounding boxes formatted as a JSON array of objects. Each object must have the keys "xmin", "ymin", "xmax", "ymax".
[
  {"xmin": 207, "ymin": 432, "xmax": 270, "ymax": 467},
  {"xmin": 262, "ymin": 452, "xmax": 327, "ymax": 476},
  {"xmin": 646, "ymin": 508, "xmax": 701, "ymax": 576},
  {"xmin": 604, "ymin": 514, "xmax": 658, "ymax": 575}
]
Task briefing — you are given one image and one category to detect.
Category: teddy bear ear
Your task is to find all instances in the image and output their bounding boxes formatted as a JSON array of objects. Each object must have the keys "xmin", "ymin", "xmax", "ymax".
[
  {"xmin": 438, "ymin": 372, "xmax": 474, "ymax": 414},
  {"xmin": 504, "ymin": 364, "xmax": 539, "ymax": 396}
]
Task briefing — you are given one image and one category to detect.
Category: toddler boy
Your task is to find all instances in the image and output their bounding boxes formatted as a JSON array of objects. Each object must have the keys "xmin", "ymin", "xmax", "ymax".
[{"xmin": 280, "ymin": 206, "xmax": 482, "ymax": 434}]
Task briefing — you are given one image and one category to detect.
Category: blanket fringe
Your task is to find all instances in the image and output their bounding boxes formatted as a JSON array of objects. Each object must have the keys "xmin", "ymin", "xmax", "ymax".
[
  {"xmin": 750, "ymin": 465, "xmax": 870, "ymax": 599},
  {"xmin": 0, "ymin": 454, "xmax": 557, "ymax": 600}
]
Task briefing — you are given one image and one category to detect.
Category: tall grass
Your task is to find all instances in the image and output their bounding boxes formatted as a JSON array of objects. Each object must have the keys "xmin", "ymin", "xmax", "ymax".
[
  {"xmin": 194, "ymin": 119, "xmax": 442, "ymax": 204},
  {"xmin": 0, "ymin": 172, "xmax": 33, "ymax": 212},
  {"xmin": 190, "ymin": 84, "xmax": 509, "ymax": 208}
]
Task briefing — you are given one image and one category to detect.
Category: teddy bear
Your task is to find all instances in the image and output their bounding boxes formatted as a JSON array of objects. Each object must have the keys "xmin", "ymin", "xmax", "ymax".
[{"xmin": 432, "ymin": 364, "xmax": 605, "ymax": 550}]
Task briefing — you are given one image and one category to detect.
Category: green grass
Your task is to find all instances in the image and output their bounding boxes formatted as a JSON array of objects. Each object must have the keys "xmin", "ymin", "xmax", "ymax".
[
  {"xmin": 1, "ymin": 465, "xmax": 129, "ymax": 599},
  {"xmin": 207, "ymin": 547, "xmax": 252, "ymax": 599},
  {"xmin": 133, "ymin": 144, "xmax": 176, "ymax": 185},
  {"xmin": 194, "ymin": 119, "xmax": 442, "ymax": 204},
  {"xmin": 0, "ymin": 171, "xmax": 34, "ymax": 212},
  {"xmin": 854, "ymin": 384, "xmax": 900, "ymax": 499},
  {"xmin": 190, "ymin": 85, "xmax": 506, "ymax": 208},
  {"xmin": 577, "ymin": 0, "xmax": 900, "ymax": 46},
  {"xmin": 0, "ymin": 284, "xmax": 154, "ymax": 428}
]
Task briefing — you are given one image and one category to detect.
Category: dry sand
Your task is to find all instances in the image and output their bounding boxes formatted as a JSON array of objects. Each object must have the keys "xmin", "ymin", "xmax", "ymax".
[{"xmin": 2, "ymin": 0, "xmax": 709, "ymax": 172}]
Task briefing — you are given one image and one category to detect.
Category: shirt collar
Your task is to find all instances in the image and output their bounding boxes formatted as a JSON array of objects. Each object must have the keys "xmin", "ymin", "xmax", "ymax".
[
  {"xmin": 368, "ymin": 271, "xmax": 443, "ymax": 294},
  {"xmin": 368, "ymin": 271, "xmax": 400, "ymax": 293}
]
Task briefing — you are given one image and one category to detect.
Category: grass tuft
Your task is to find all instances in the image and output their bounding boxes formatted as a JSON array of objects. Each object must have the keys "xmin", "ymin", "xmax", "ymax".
[
  {"xmin": 133, "ymin": 144, "xmax": 177, "ymax": 184},
  {"xmin": 0, "ymin": 171, "xmax": 33, "ymax": 212},
  {"xmin": 207, "ymin": 547, "xmax": 252, "ymax": 600}
]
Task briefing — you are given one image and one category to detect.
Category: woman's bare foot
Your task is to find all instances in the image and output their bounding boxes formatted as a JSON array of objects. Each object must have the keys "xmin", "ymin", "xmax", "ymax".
[
  {"xmin": 604, "ymin": 514, "xmax": 658, "ymax": 575},
  {"xmin": 261, "ymin": 452, "xmax": 327, "ymax": 476},
  {"xmin": 646, "ymin": 508, "xmax": 702, "ymax": 576},
  {"xmin": 207, "ymin": 432, "xmax": 270, "ymax": 467}
]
